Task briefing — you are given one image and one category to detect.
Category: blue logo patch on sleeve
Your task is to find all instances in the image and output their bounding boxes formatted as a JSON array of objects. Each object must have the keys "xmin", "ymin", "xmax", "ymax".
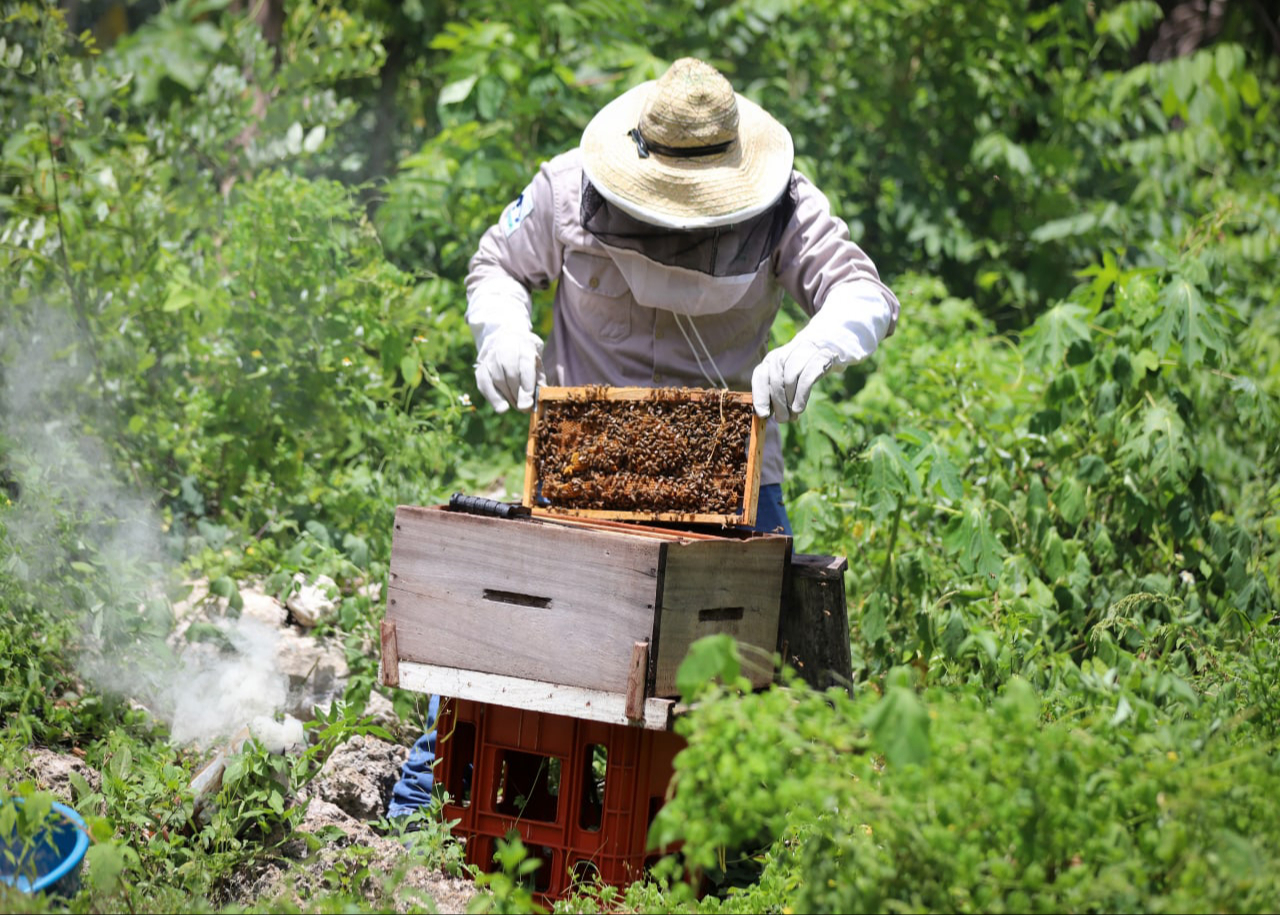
[{"xmin": 500, "ymin": 191, "xmax": 535, "ymax": 237}]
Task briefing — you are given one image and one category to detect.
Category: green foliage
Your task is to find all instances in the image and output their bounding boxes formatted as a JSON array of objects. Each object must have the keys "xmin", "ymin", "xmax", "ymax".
[
  {"xmin": 654, "ymin": 656, "xmax": 1280, "ymax": 914},
  {"xmin": 1, "ymin": 0, "xmax": 1278, "ymax": 912},
  {"xmin": 467, "ymin": 835, "xmax": 548, "ymax": 915}
]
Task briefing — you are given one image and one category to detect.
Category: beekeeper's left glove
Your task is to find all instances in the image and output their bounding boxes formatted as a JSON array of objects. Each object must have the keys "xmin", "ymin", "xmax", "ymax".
[
  {"xmin": 475, "ymin": 329, "xmax": 544, "ymax": 414},
  {"xmin": 751, "ymin": 281, "xmax": 898, "ymax": 423},
  {"xmin": 751, "ymin": 338, "xmax": 837, "ymax": 423}
]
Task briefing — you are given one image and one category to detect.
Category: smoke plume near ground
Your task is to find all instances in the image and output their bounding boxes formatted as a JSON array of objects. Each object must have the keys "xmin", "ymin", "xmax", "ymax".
[{"xmin": 0, "ymin": 308, "xmax": 288, "ymax": 747}]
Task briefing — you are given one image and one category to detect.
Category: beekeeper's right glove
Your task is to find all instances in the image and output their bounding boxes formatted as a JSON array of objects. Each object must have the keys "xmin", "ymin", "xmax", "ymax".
[{"xmin": 474, "ymin": 329, "xmax": 545, "ymax": 414}]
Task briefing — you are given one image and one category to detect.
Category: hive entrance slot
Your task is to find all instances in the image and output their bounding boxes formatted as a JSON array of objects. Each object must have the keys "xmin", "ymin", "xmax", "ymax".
[
  {"xmin": 483, "ymin": 589, "xmax": 552, "ymax": 609},
  {"xmin": 698, "ymin": 606, "xmax": 745, "ymax": 622}
]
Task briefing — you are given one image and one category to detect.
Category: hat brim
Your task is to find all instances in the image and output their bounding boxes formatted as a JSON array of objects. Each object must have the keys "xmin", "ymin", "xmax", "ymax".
[{"xmin": 580, "ymin": 82, "xmax": 794, "ymax": 230}]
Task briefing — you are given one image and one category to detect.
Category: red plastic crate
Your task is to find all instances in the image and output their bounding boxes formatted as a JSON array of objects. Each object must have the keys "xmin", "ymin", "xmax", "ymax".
[{"xmin": 435, "ymin": 698, "xmax": 685, "ymax": 900}]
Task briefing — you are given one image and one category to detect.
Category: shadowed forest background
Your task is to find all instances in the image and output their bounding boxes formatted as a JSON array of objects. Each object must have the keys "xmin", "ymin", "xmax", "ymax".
[{"xmin": 1, "ymin": 0, "xmax": 1279, "ymax": 912}]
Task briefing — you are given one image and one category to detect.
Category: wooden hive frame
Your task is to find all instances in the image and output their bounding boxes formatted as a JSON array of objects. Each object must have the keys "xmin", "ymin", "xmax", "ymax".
[{"xmin": 522, "ymin": 386, "xmax": 766, "ymax": 527}]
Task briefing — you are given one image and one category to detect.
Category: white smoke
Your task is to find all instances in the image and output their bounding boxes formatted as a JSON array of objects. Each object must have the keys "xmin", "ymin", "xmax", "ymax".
[
  {"xmin": 168, "ymin": 618, "xmax": 288, "ymax": 746},
  {"xmin": 0, "ymin": 308, "xmax": 290, "ymax": 747}
]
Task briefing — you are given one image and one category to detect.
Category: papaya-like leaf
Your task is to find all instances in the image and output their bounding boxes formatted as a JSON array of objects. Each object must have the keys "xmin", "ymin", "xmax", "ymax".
[
  {"xmin": 943, "ymin": 500, "xmax": 1006, "ymax": 581},
  {"xmin": 1023, "ymin": 302, "xmax": 1092, "ymax": 367},
  {"xmin": 1147, "ymin": 275, "xmax": 1229, "ymax": 366}
]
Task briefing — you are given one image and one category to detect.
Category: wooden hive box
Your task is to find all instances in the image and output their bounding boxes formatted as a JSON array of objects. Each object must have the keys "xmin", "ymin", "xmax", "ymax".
[
  {"xmin": 522, "ymin": 386, "xmax": 766, "ymax": 527},
  {"xmin": 380, "ymin": 504, "xmax": 788, "ymax": 729}
]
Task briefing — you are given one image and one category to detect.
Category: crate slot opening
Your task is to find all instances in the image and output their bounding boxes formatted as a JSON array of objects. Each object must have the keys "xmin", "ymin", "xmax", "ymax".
[
  {"xmin": 493, "ymin": 750, "xmax": 562, "ymax": 822},
  {"xmin": 578, "ymin": 744, "xmax": 607, "ymax": 832}
]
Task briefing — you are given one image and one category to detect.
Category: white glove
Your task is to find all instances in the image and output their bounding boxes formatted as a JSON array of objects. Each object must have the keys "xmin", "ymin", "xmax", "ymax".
[
  {"xmin": 474, "ymin": 330, "xmax": 545, "ymax": 413},
  {"xmin": 751, "ymin": 338, "xmax": 838, "ymax": 423}
]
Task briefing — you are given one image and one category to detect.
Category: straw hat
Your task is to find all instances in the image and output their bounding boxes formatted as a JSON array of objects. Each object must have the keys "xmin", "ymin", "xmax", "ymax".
[{"xmin": 580, "ymin": 58, "xmax": 794, "ymax": 230}]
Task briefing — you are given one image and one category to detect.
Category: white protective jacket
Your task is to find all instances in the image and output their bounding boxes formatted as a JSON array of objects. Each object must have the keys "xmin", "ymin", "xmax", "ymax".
[{"xmin": 465, "ymin": 149, "xmax": 900, "ymax": 486}]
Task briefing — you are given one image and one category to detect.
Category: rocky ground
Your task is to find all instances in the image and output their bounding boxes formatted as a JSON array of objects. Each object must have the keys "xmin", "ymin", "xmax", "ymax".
[{"xmin": 22, "ymin": 577, "xmax": 477, "ymax": 913}]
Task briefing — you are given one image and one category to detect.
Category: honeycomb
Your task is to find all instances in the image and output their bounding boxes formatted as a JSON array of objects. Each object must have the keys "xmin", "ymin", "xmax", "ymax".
[{"xmin": 531, "ymin": 387, "xmax": 756, "ymax": 515}]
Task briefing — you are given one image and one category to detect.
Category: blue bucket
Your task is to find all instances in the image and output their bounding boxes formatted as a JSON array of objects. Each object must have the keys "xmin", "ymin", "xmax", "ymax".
[{"xmin": 0, "ymin": 798, "xmax": 90, "ymax": 897}]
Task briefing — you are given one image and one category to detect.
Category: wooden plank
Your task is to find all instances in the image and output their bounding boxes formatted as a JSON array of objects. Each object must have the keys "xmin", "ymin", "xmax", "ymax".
[
  {"xmin": 532, "ymin": 506, "xmax": 749, "ymax": 526},
  {"xmin": 538, "ymin": 386, "xmax": 753, "ymax": 405},
  {"xmin": 521, "ymin": 407, "xmax": 539, "ymax": 510},
  {"xmin": 386, "ymin": 506, "xmax": 663, "ymax": 694},
  {"xmin": 396, "ymin": 660, "xmax": 675, "ymax": 731},
  {"xmin": 380, "ymin": 619, "xmax": 400, "ymax": 688},
  {"xmin": 532, "ymin": 512, "xmax": 722, "ymax": 541},
  {"xmin": 625, "ymin": 640, "xmax": 649, "ymax": 721},
  {"xmin": 777, "ymin": 553, "xmax": 852, "ymax": 693},
  {"xmin": 651, "ymin": 536, "xmax": 788, "ymax": 696},
  {"xmin": 793, "ymin": 553, "xmax": 850, "ymax": 577},
  {"xmin": 741, "ymin": 413, "xmax": 766, "ymax": 528}
]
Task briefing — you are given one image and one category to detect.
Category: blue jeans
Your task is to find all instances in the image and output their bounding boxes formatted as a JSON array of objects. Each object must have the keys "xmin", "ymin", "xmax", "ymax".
[
  {"xmin": 751, "ymin": 482, "xmax": 792, "ymax": 536},
  {"xmin": 386, "ymin": 694, "xmax": 440, "ymax": 818},
  {"xmin": 385, "ymin": 485, "xmax": 791, "ymax": 817}
]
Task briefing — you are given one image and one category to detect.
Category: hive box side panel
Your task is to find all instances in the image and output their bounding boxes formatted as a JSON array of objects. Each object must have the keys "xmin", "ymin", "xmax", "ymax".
[
  {"xmin": 651, "ymin": 537, "xmax": 788, "ymax": 696},
  {"xmin": 386, "ymin": 506, "xmax": 663, "ymax": 694}
]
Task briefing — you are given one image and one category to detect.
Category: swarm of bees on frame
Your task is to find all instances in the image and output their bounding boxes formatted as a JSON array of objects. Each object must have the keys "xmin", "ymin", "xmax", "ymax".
[{"xmin": 534, "ymin": 387, "xmax": 754, "ymax": 514}]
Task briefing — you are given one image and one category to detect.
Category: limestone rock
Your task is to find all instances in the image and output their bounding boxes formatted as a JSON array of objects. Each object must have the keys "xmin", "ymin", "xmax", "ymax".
[
  {"xmin": 25, "ymin": 748, "xmax": 101, "ymax": 803},
  {"xmin": 307, "ymin": 734, "xmax": 408, "ymax": 820},
  {"xmin": 287, "ymin": 572, "xmax": 339, "ymax": 628}
]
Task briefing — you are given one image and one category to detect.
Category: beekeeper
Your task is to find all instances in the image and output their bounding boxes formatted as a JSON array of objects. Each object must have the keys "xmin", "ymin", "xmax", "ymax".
[
  {"xmin": 468, "ymin": 56, "xmax": 897, "ymax": 535},
  {"xmin": 387, "ymin": 57, "xmax": 899, "ymax": 821}
]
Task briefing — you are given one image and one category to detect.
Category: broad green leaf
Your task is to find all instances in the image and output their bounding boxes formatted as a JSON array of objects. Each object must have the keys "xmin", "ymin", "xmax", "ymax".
[
  {"xmin": 926, "ymin": 446, "xmax": 963, "ymax": 502},
  {"xmin": 1041, "ymin": 527, "xmax": 1067, "ymax": 580},
  {"xmin": 1030, "ymin": 211, "xmax": 1097, "ymax": 244},
  {"xmin": 1147, "ymin": 275, "xmax": 1229, "ymax": 366},
  {"xmin": 86, "ymin": 842, "xmax": 128, "ymax": 893},
  {"xmin": 439, "ymin": 75, "xmax": 478, "ymax": 106},
  {"xmin": 285, "ymin": 121, "xmax": 304, "ymax": 155},
  {"xmin": 1239, "ymin": 71, "xmax": 1261, "ymax": 107},
  {"xmin": 162, "ymin": 285, "xmax": 194, "ymax": 313},
  {"xmin": 303, "ymin": 125, "xmax": 326, "ymax": 153},
  {"xmin": 1053, "ymin": 476, "xmax": 1087, "ymax": 527},
  {"xmin": 860, "ymin": 599, "xmax": 887, "ymax": 644},
  {"xmin": 943, "ymin": 500, "xmax": 1006, "ymax": 581},
  {"xmin": 222, "ymin": 754, "xmax": 246, "ymax": 788},
  {"xmin": 864, "ymin": 435, "xmax": 918, "ymax": 521},
  {"xmin": 475, "ymin": 75, "xmax": 505, "ymax": 120},
  {"xmin": 1023, "ymin": 302, "xmax": 1092, "ymax": 367},
  {"xmin": 400, "ymin": 353, "xmax": 422, "ymax": 389},
  {"xmin": 1110, "ymin": 694, "xmax": 1133, "ymax": 727},
  {"xmin": 863, "ymin": 681, "xmax": 930, "ymax": 767},
  {"xmin": 1132, "ymin": 348, "xmax": 1161, "ymax": 374},
  {"xmin": 971, "ymin": 132, "xmax": 1032, "ymax": 177},
  {"xmin": 1077, "ymin": 455, "xmax": 1108, "ymax": 485}
]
